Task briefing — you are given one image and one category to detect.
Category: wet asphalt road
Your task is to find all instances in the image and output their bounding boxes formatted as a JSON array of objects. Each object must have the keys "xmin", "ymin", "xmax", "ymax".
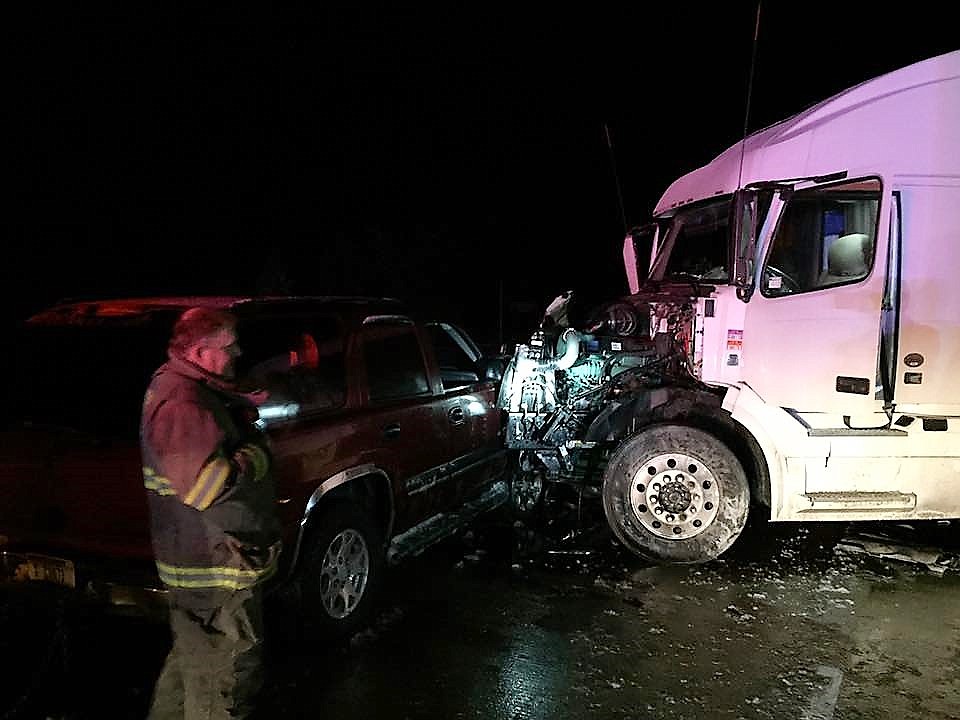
[{"xmin": 4, "ymin": 513, "xmax": 960, "ymax": 720}]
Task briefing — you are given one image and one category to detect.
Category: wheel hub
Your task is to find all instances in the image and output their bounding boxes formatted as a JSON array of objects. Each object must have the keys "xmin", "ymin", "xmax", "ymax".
[
  {"xmin": 319, "ymin": 528, "xmax": 369, "ymax": 620},
  {"xmin": 658, "ymin": 480, "xmax": 691, "ymax": 513},
  {"xmin": 629, "ymin": 452, "xmax": 721, "ymax": 540}
]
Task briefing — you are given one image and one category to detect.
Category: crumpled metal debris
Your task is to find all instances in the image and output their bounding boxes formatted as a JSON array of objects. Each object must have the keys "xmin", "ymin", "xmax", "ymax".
[{"xmin": 835, "ymin": 528, "xmax": 960, "ymax": 575}]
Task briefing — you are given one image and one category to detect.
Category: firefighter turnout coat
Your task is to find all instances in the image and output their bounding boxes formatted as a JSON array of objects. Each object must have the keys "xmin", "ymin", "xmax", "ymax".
[{"xmin": 140, "ymin": 354, "xmax": 281, "ymax": 591}]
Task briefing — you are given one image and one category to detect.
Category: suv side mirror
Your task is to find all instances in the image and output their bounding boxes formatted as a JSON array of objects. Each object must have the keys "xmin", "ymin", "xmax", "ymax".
[{"xmin": 476, "ymin": 357, "xmax": 506, "ymax": 382}]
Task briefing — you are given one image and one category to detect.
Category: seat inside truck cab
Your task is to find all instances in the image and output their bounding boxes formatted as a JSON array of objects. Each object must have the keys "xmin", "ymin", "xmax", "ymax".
[{"xmin": 822, "ymin": 232, "xmax": 872, "ymax": 285}]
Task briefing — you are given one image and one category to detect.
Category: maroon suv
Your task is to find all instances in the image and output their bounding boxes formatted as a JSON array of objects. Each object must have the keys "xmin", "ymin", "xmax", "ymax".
[{"xmin": 0, "ymin": 296, "xmax": 508, "ymax": 635}]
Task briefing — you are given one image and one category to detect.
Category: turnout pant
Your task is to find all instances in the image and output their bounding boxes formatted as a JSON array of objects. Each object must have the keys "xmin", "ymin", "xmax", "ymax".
[{"xmin": 148, "ymin": 586, "xmax": 265, "ymax": 720}]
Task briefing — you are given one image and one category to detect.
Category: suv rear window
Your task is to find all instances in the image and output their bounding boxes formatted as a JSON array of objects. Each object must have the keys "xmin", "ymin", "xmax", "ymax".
[
  {"xmin": 237, "ymin": 315, "xmax": 346, "ymax": 414},
  {"xmin": 8, "ymin": 316, "xmax": 174, "ymax": 439}
]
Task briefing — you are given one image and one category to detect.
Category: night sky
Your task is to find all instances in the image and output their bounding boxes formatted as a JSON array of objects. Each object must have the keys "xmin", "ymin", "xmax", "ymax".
[{"xmin": 6, "ymin": 4, "xmax": 956, "ymax": 348}]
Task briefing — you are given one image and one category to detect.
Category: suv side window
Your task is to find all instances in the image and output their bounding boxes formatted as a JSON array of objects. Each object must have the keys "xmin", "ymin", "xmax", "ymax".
[
  {"xmin": 426, "ymin": 322, "xmax": 480, "ymax": 390},
  {"xmin": 761, "ymin": 178, "xmax": 880, "ymax": 297},
  {"xmin": 237, "ymin": 315, "xmax": 347, "ymax": 415},
  {"xmin": 362, "ymin": 319, "xmax": 431, "ymax": 402}
]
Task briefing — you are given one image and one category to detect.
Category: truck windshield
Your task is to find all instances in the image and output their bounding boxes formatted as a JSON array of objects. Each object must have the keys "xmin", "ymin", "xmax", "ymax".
[{"xmin": 650, "ymin": 197, "xmax": 732, "ymax": 282}]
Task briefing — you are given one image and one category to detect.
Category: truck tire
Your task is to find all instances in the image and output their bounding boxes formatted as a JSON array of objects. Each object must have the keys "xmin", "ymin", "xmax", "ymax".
[
  {"xmin": 601, "ymin": 424, "xmax": 749, "ymax": 563},
  {"xmin": 298, "ymin": 503, "xmax": 383, "ymax": 639}
]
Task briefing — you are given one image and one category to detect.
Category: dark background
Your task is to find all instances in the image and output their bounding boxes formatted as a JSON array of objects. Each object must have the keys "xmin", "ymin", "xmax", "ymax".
[{"xmin": 5, "ymin": 4, "xmax": 956, "ymax": 349}]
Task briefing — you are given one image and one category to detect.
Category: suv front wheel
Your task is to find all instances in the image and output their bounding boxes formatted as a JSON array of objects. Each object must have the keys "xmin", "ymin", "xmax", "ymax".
[{"xmin": 298, "ymin": 503, "xmax": 383, "ymax": 638}]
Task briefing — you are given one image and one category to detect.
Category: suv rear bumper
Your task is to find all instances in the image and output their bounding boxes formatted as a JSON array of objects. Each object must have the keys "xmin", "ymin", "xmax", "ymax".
[{"xmin": 0, "ymin": 549, "xmax": 169, "ymax": 620}]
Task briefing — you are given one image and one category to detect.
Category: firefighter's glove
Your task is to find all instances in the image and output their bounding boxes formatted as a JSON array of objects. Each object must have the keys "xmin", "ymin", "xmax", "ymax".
[{"xmin": 233, "ymin": 443, "xmax": 270, "ymax": 482}]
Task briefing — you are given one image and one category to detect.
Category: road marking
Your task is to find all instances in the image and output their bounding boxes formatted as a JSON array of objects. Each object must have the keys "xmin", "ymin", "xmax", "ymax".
[{"xmin": 803, "ymin": 665, "xmax": 843, "ymax": 720}]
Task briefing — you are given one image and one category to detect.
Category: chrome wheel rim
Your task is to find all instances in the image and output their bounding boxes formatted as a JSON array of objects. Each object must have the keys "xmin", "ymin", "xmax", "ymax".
[
  {"xmin": 319, "ymin": 529, "xmax": 370, "ymax": 620},
  {"xmin": 629, "ymin": 452, "xmax": 721, "ymax": 540}
]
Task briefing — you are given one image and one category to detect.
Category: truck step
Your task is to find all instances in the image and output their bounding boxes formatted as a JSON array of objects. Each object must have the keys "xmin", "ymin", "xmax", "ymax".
[{"xmin": 800, "ymin": 491, "xmax": 917, "ymax": 512}]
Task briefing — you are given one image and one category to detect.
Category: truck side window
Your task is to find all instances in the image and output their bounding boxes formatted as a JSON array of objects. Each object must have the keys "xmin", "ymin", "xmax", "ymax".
[
  {"xmin": 762, "ymin": 178, "xmax": 880, "ymax": 297},
  {"xmin": 362, "ymin": 322, "xmax": 431, "ymax": 402}
]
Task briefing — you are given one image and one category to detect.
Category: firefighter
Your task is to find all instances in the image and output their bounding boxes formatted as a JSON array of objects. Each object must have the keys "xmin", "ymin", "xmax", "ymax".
[{"xmin": 141, "ymin": 307, "xmax": 281, "ymax": 719}]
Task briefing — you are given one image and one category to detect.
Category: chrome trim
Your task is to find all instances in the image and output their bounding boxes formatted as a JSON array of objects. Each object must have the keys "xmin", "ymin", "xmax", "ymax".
[
  {"xmin": 362, "ymin": 315, "xmax": 414, "ymax": 325},
  {"xmin": 406, "ymin": 448, "xmax": 508, "ymax": 495}
]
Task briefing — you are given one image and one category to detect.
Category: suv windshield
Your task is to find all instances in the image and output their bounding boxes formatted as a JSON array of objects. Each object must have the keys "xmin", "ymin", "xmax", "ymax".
[{"xmin": 651, "ymin": 197, "xmax": 733, "ymax": 282}]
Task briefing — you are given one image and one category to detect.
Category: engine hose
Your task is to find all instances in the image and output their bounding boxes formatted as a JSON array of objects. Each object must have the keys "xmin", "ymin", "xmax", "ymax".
[{"xmin": 554, "ymin": 328, "xmax": 580, "ymax": 371}]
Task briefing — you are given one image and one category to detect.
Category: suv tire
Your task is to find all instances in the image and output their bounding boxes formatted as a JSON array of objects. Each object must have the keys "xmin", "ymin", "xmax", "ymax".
[{"xmin": 298, "ymin": 503, "xmax": 383, "ymax": 639}]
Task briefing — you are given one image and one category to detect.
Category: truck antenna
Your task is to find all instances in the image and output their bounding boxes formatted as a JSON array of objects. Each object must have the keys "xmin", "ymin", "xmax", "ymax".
[
  {"xmin": 604, "ymin": 123, "xmax": 629, "ymax": 236},
  {"xmin": 737, "ymin": 0, "xmax": 763, "ymax": 191}
]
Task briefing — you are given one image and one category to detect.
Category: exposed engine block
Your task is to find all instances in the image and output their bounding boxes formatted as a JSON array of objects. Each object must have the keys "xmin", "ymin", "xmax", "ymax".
[{"xmin": 497, "ymin": 291, "xmax": 698, "ymax": 482}]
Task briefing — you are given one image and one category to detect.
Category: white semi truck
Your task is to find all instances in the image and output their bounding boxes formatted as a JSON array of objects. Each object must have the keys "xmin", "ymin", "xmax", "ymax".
[{"xmin": 498, "ymin": 49, "xmax": 960, "ymax": 563}]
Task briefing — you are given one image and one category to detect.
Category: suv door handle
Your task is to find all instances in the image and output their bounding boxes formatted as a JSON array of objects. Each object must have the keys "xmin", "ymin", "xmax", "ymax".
[
  {"xmin": 383, "ymin": 423, "xmax": 401, "ymax": 439},
  {"xmin": 448, "ymin": 406, "xmax": 465, "ymax": 425}
]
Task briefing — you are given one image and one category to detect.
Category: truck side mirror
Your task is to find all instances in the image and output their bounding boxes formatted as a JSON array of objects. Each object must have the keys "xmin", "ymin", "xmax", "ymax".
[
  {"xmin": 623, "ymin": 224, "xmax": 657, "ymax": 294},
  {"xmin": 732, "ymin": 190, "xmax": 758, "ymax": 302}
]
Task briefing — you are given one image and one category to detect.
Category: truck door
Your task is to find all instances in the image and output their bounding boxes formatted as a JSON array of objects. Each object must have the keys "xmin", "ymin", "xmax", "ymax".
[
  {"xmin": 741, "ymin": 178, "xmax": 923, "ymax": 501},
  {"xmin": 742, "ymin": 178, "xmax": 886, "ymax": 416}
]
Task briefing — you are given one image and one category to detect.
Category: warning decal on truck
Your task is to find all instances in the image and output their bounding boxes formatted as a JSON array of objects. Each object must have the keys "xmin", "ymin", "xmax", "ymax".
[{"xmin": 726, "ymin": 329, "xmax": 743, "ymax": 366}]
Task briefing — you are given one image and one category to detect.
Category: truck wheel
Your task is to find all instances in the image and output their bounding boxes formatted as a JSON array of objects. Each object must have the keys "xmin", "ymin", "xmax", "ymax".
[
  {"xmin": 601, "ymin": 424, "xmax": 749, "ymax": 563},
  {"xmin": 298, "ymin": 503, "xmax": 383, "ymax": 639}
]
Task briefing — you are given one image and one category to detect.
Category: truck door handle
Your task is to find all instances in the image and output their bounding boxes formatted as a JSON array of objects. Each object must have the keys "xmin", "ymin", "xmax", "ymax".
[
  {"xmin": 448, "ymin": 406, "xmax": 465, "ymax": 425},
  {"xmin": 383, "ymin": 423, "xmax": 401, "ymax": 439}
]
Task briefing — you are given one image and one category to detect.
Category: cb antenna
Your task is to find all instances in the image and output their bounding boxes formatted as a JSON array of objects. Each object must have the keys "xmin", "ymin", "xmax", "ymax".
[
  {"xmin": 603, "ymin": 123, "xmax": 628, "ymax": 236},
  {"xmin": 737, "ymin": 0, "xmax": 763, "ymax": 190}
]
